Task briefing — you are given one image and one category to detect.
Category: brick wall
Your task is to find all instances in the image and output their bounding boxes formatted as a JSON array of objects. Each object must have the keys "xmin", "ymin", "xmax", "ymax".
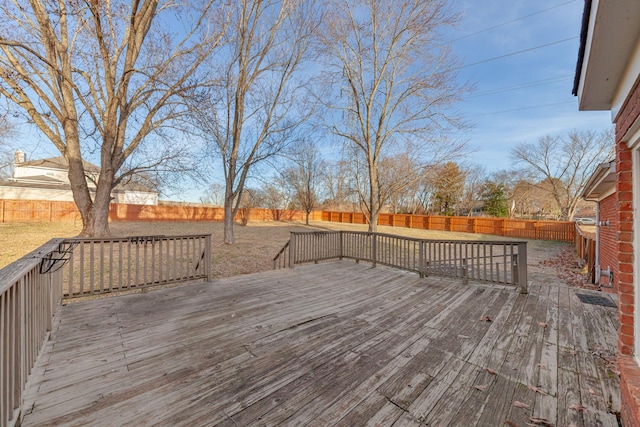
[
  {"xmin": 615, "ymin": 76, "xmax": 640, "ymax": 426},
  {"xmin": 616, "ymin": 99, "xmax": 637, "ymax": 356},
  {"xmin": 598, "ymin": 193, "xmax": 618, "ymax": 293}
]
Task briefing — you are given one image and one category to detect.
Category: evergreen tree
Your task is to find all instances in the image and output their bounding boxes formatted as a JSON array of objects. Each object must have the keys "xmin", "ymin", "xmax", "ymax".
[{"xmin": 481, "ymin": 181, "xmax": 509, "ymax": 218}]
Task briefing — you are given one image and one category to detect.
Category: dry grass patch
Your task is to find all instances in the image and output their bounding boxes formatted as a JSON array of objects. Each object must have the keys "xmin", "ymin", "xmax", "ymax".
[
  {"xmin": 0, "ymin": 222, "xmax": 82, "ymax": 268},
  {"xmin": 1, "ymin": 220, "xmax": 571, "ymax": 282}
]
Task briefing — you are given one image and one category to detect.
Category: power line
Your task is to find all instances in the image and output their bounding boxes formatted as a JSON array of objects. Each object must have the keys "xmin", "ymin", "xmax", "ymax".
[
  {"xmin": 469, "ymin": 101, "xmax": 574, "ymax": 118},
  {"xmin": 455, "ymin": 37, "xmax": 578, "ymax": 70},
  {"xmin": 453, "ymin": 0, "xmax": 577, "ymax": 42},
  {"xmin": 468, "ymin": 75, "xmax": 573, "ymax": 98}
]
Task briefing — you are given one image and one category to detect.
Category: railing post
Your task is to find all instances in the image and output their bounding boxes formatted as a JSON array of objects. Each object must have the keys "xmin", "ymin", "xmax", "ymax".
[
  {"xmin": 339, "ymin": 231, "xmax": 344, "ymax": 260},
  {"xmin": 204, "ymin": 235, "xmax": 212, "ymax": 281},
  {"xmin": 19, "ymin": 276, "xmax": 26, "ymax": 406},
  {"xmin": 289, "ymin": 233, "xmax": 296, "ymax": 268},
  {"xmin": 517, "ymin": 242, "xmax": 528, "ymax": 294},
  {"xmin": 371, "ymin": 233, "xmax": 377, "ymax": 267},
  {"xmin": 462, "ymin": 258, "xmax": 468, "ymax": 285}
]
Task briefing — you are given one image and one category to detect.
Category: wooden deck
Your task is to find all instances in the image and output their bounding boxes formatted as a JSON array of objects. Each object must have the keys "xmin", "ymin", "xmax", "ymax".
[{"xmin": 21, "ymin": 261, "xmax": 619, "ymax": 426}]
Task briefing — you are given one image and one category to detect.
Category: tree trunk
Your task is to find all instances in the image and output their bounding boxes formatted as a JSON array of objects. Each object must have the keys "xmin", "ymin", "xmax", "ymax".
[
  {"xmin": 369, "ymin": 209, "xmax": 379, "ymax": 232},
  {"xmin": 305, "ymin": 210, "xmax": 310, "ymax": 225},
  {"xmin": 72, "ymin": 171, "xmax": 113, "ymax": 237},
  {"xmin": 82, "ymin": 198, "xmax": 111, "ymax": 237},
  {"xmin": 223, "ymin": 199, "xmax": 235, "ymax": 244},
  {"xmin": 368, "ymin": 160, "xmax": 379, "ymax": 233},
  {"xmin": 65, "ymin": 133, "xmax": 113, "ymax": 237}
]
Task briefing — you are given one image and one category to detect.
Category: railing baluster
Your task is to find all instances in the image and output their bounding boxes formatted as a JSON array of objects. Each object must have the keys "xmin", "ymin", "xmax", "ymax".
[
  {"xmin": 68, "ymin": 245, "xmax": 74, "ymax": 297},
  {"xmin": 90, "ymin": 241, "xmax": 95, "ymax": 294},
  {"xmin": 118, "ymin": 240, "xmax": 123, "ymax": 291},
  {"xmin": 502, "ymin": 244, "xmax": 508, "ymax": 284},
  {"xmin": 108, "ymin": 240, "xmax": 113, "ymax": 292}
]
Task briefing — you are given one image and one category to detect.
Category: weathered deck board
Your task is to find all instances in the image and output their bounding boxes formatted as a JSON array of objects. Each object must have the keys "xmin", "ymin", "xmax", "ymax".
[{"xmin": 20, "ymin": 261, "xmax": 619, "ymax": 426}]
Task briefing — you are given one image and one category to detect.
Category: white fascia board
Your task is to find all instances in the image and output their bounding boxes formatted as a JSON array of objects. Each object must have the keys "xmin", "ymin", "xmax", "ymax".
[
  {"xmin": 577, "ymin": 0, "xmax": 640, "ymax": 111},
  {"xmin": 613, "ymin": 34, "xmax": 640, "ymax": 121}
]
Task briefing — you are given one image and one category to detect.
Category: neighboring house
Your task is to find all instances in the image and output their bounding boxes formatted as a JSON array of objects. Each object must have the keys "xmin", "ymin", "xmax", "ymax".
[
  {"xmin": 581, "ymin": 160, "xmax": 617, "ymax": 293},
  {"xmin": 0, "ymin": 151, "xmax": 159, "ymax": 205},
  {"xmin": 573, "ymin": 0, "xmax": 640, "ymax": 424}
]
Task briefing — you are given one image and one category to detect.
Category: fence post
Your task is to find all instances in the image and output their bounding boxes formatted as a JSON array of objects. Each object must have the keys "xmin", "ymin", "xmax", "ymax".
[
  {"xmin": 517, "ymin": 242, "xmax": 528, "ymax": 294},
  {"xmin": 289, "ymin": 233, "xmax": 296, "ymax": 268},
  {"xmin": 371, "ymin": 233, "xmax": 377, "ymax": 267}
]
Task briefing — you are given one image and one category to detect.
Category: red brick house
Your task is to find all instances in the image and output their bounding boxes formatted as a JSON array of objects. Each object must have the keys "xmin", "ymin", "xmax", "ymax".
[
  {"xmin": 581, "ymin": 160, "xmax": 618, "ymax": 292},
  {"xmin": 573, "ymin": 0, "xmax": 640, "ymax": 424}
]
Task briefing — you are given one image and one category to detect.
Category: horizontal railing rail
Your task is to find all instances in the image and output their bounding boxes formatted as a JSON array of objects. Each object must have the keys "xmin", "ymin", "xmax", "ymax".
[
  {"xmin": 0, "ymin": 239, "xmax": 65, "ymax": 427},
  {"xmin": 272, "ymin": 240, "xmax": 290, "ymax": 269},
  {"xmin": 274, "ymin": 231, "xmax": 527, "ymax": 294},
  {"xmin": 60, "ymin": 234, "xmax": 212, "ymax": 298}
]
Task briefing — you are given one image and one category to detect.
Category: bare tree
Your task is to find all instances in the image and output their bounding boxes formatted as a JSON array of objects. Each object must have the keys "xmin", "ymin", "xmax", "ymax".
[
  {"xmin": 322, "ymin": 159, "xmax": 357, "ymax": 210},
  {"xmin": 430, "ymin": 161, "xmax": 465, "ymax": 215},
  {"xmin": 281, "ymin": 140, "xmax": 326, "ymax": 225},
  {"xmin": 0, "ymin": 0, "xmax": 224, "ymax": 236},
  {"xmin": 318, "ymin": 0, "xmax": 468, "ymax": 231},
  {"xmin": 260, "ymin": 180, "xmax": 292, "ymax": 211},
  {"xmin": 510, "ymin": 129, "xmax": 613, "ymax": 220},
  {"xmin": 192, "ymin": 0, "xmax": 318, "ymax": 243},
  {"xmin": 376, "ymin": 151, "xmax": 421, "ymax": 213},
  {"xmin": 200, "ymin": 182, "xmax": 225, "ymax": 206},
  {"xmin": 457, "ymin": 165, "xmax": 486, "ymax": 217},
  {"xmin": 0, "ymin": 110, "xmax": 14, "ymax": 179}
]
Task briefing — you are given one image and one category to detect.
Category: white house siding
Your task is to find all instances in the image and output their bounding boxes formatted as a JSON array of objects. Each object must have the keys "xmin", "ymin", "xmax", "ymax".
[
  {"xmin": 0, "ymin": 186, "xmax": 75, "ymax": 201},
  {"xmin": 117, "ymin": 191, "xmax": 158, "ymax": 205},
  {"xmin": 14, "ymin": 165, "xmax": 69, "ymax": 183}
]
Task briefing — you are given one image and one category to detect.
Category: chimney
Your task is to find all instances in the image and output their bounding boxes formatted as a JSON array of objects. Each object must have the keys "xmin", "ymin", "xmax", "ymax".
[{"xmin": 14, "ymin": 150, "xmax": 25, "ymax": 164}]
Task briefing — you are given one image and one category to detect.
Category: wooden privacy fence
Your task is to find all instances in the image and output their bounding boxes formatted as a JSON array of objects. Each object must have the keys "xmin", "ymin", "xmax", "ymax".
[
  {"xmin": 575, "ymin": 224, "xmax": 596, "ymax": 284},
  {"xmin": 274, "ymin": 231, "xmax": 528, "ymax": 294},
  {"xmin": 1, "ymin": 199, "xmax": 572, "ymax": 242},
  {"xmin": 0, "ymin": 199, "xmax": 321, "ymax": 223},
  {"xmin": 322, "ymin": 211, "xmax": 575, "ymax": 242}
]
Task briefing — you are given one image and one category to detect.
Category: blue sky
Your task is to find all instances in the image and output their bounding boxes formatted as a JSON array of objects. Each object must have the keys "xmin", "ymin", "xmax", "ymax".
[
  {"xmin": 8, "ymin": 0, "xmax": 614, "ymax": 202},
  {"xmin": 449, "ymin": 0, "xmax": 612, "ymax": 172}
]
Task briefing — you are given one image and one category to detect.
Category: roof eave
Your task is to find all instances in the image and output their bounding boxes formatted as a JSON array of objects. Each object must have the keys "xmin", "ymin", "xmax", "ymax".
[
  {"xmin": 574, "ymin": 0, "xmax": 640, "ymax": 111},
  {"xmin": 581, "ymin": 160, "xmax": 616, "ymax": 200}
]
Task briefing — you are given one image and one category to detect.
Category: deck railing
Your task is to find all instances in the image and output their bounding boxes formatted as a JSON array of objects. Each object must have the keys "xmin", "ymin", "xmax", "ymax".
[
  {"xmin": 0, "ymin": 234, "xmax": 212, "ymax": 427},
  {"xmin": 274, "ymin": 231, "xmax": 528, "ymax": 294},
  {"xmin": 1, "ymin": 239, "xmax": 65, "ymax": 427},
  {"xmin": 59, "ymin": 234, "xmax": 212, "ymax": 298}
]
